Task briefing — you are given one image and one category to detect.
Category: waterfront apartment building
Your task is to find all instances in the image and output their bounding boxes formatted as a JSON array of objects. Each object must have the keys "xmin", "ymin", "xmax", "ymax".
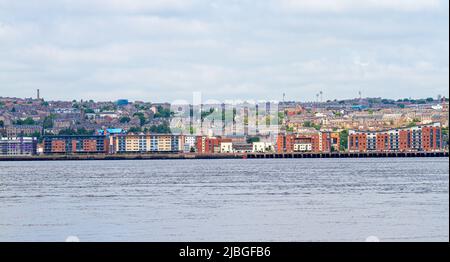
[
  {"xmin": 0, "ymin": 137, "xmax": 37, "ymax": 156},
  {"xmin": 183, "ymin": 135, "xmax": 196, "ymax": 152},
  {"xmin": 348, "ymin": 123, "xmax": 442, "ymax": 152},
  {"xmin": 43, "ymin": 135, "xmax": 108, "ymax": 154},
  {"xmin": 196, "ymin": 136, "xmax": 232, "ymax": 154},
  {"xmin": 252, "ymin": 142, "xmax": 273, "ymax": 153},
  {"xmin": 110, "ymin": 134, "xmax": 183, "ymax": 153},
  {"xmin": 276, "ymin": 131, "xmax": 339, "ymax": 153}
]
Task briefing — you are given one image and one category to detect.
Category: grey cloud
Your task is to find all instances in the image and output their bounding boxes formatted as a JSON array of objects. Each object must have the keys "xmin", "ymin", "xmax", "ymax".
[{"xmin": 0, "ymin": 0, "xmax": 448, "ymax": 102}]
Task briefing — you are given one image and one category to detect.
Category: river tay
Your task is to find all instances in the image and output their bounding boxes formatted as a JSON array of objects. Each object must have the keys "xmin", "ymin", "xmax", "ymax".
[{"xmin": 0, "ymin": 158, "xmax": 448, "ymax": 241}]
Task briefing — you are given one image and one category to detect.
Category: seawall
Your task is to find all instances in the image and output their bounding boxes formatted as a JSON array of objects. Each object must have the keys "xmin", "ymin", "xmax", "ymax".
[{"xmin": 0, "ymin": 151, "xmax": 448, "ymax": 161}]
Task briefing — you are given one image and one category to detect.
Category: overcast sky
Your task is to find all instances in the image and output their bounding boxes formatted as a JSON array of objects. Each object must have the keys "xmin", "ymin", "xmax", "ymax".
[{"xmin": 0, "ymin": 0, "xmax": 448, "ymax": 102}]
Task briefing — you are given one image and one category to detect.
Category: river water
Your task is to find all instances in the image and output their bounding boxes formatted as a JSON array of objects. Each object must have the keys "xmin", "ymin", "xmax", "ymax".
[{"xmin": 0, "ymin": 158, "xmax": 448, "ymax": 242}]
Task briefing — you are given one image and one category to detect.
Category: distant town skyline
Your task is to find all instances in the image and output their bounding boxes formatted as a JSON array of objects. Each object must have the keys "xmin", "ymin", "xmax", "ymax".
[
  {"xmin": 0, "ymin": 0, "xmax": 449, "ymax": 102},
  {"xmin": 0, "ymin": 90, "xmax": 448, "ymax": 104}
]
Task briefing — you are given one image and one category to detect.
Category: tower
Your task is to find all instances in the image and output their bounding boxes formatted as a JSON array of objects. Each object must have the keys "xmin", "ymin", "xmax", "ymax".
[{"xmin": 37, "ymin": 89, "xmax": 40, "ymax": 100}]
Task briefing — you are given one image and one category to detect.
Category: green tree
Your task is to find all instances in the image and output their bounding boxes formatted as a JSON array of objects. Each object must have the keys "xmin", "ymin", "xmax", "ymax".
[
  {"xmin": 15, "ymin": 117, "xmax": 36, "ymax": 125},
  {"xmin": 339, "ymin": 129, "xmax": 349, "ymax": 151},
  {"xmin": 31, "ymin": 131, "xmax": 43, "ymax": 143},
  {"xmin": 277, "ymin": 112, "xmax": 285, "ymax": 125},
  {"xmin": 133, "ymin": 112, "xmax": 146, "ymax": 126},
  {"xmin": 128, "ymin": 127, "xmax": 142, "ymax": 133},
  {"xmin": 313, "ymin": 123, "xmax": 322, "ymax": 131},
  {"xmin": 442, "ymin": 127, "xmax": 449, "ymax": 147},
  {"xmin": 416, "ymin": 99, "xmax": 426, "ymax": 104},
  {"xmin": 149, "ymin": 123, "xmax": 171, "ymax": 133},
  {"xmin": 442, "ymin": 127, "xmax": 449, "ymax": 136},
  {"xmin": 0, "ymin": 120, "xmax": 4, "ymax": 128},
  {"xmin": 58, "ymin": 128, "xmax": 94, "ymax": 136},
  {"xmin": 201, "ymin": 108, "xmax": 214, "ymax": 120},
  {"xmin": 119, "ymin": 116, "xmax": 131, "ymax": 123},
  {"xmin": 406, "ymin": 122, "xmax": 417, "ymax": 128},
  {"xmin": 43, "ymin": 114, "xmax": 56, "ymax": 129},
  {"xmin": 154, "ymin": 106, "xmax": 173, "ymax": 118},
  {"xmin": 406, "ymin": 118, "xmax": 421, "ymax": 127},
  {"xmin": 426, "ymin": 97, "xmax": 434, "ymax": 103}
]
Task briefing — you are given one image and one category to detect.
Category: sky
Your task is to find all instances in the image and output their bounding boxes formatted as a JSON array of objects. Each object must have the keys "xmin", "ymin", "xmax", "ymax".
[{"xmin": 0, "ymin": 0, "xmax": 448, "ymax": 103}]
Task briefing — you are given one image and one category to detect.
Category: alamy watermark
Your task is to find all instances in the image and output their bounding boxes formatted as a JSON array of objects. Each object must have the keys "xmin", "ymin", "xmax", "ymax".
[{"xmin": 169, "ymin": 92, "xmax": 280, "ymax": 137}]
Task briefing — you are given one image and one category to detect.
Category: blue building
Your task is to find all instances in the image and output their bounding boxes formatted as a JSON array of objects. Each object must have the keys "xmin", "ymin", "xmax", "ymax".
[
  {"xmin": 116, "ymin": 99, "xmax": 129, "ymax": 106},
  {"xmin": 0, "ymin": 137, "xmax": 37, "ymax": 156}
]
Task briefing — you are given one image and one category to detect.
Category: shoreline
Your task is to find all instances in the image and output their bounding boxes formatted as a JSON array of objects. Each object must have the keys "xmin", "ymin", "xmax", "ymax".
[{"xmin": 1, "ymin": 151, "xmax": 448, "ymax": 161}]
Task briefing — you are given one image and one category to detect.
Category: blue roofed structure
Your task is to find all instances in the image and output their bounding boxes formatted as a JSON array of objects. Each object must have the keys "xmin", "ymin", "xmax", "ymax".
[{"xmin": 97, "ymin": 128, "xmax": 124, "ymax": 135}]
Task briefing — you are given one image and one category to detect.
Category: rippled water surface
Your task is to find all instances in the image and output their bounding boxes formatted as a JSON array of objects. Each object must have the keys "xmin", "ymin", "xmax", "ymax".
[{"xmin": 0, "ymin": 158, "xmax": 448, "ymax": 241}]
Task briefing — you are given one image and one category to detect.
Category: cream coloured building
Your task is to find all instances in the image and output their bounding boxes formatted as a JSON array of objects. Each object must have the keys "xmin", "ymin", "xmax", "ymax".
[{"xmin": 220, "ymin": 142, "xmax": 233, "ymax": 153}]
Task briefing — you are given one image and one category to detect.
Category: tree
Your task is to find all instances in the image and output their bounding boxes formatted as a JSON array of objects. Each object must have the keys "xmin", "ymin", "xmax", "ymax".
[
  {"xmin": 149, "ymin": 123, "xmax": 171, "ymax": 133},
  {"xmin": 277, "ymin": 112, "xmax": 285, "ymax": 125},
  {"xmin": 442, "ymin": 127, "xmax": 449, "ymax": 148},
  {"xmin": 0, "ymin": 120, "xmax": 4, "ymax": 128},
  {"xmin": 416, "ymin": 99, "xmax": 426, "ymax": 104},
  {"xmin": 58, "ymin": 128, "xmax": 93, "ymax": 135},
  {"xmin": 133, "ymin": 112, "xmax": 146, "ymax": 126},
  {"xmin": 15, "ymin": 117, "xmax": 36, "ymax": 125},
  {"xmin": 43, "ymin": 114, "xmax": 56, "ymax": 129},
  {"xmin": 406, "ymin": 122, "xmax": 417, "ymax": 128},
  {"xmin": 303, "ymin": 121, "xmax": 312, "ymax": 127},
  {"xmin": 201, "ymin": 108, "xmax": 214, "ymax": 120},
  {"xmin": 442, "ymin": 127, "xmax": 449, "ymax": 136},
  {"xmin": 426, "ymin": 97, "xmax": 434, "ymax": 103},
  {"xmin": 119, "ymin": 116, "xmax": 131, "ymax": 123},
  {"xmin": 128, "ymin": 127, "xmax": 142, "ymax": 133},
  {"xmin": 381, "ymin": 99, "xmax": 394, "ymax": 104},
  {"xmin": 339, "ymin": 129, "xmax": 349, "ymax": 151},
  {"xmin": 31, "ymin": 131, "xmax": 43, "ymax": 143},
  {"xmin": 303, "ymin": 121, "xmax": 321, "ymax": 130},
  {"xmin": 154, "ymin": 106, "xmax": 173, "ymax": 118}
]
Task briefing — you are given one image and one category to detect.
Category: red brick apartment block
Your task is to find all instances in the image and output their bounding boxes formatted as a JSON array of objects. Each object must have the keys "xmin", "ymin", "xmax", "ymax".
[{"xmin": 348, "ymin": 123, "xmax": 442, "ymax": 153}]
